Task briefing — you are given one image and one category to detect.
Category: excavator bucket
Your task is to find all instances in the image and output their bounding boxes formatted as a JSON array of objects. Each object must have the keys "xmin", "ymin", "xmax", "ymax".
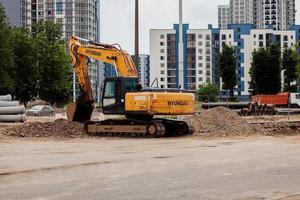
[{"xmin": 66, "ymin": 102, "xmax": 94, "ymax": 123}]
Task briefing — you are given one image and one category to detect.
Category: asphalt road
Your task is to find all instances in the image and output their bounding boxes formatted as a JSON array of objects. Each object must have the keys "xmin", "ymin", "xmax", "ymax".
[{"xmin": 1, "ymin": 136, "xmax": 300, "ymax": 200}]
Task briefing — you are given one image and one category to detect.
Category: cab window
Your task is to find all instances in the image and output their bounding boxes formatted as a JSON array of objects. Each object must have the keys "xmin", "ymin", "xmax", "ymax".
[
  {"xmin": 104, "ymin": 81, "xmax": 115, "ymax": 97},
  {"xmin": 125, "ymin": 79, "xmax": 137, "ymax": 92}
]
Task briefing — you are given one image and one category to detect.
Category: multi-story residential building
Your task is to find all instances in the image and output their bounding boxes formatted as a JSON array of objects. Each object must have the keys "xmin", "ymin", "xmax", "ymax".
[
  {"xmin": 137, "ymin": 54, "xmax": 150, "ymax": 87},
  {"xmin": 218, "ymin": 5, "xmax": 232, "ymax": 29},
  {"xmin": 150, "ymin": 23, "xmax": 299, "ymax": 97},
  {"xmin": 0, "ymin": 0, "xmax": 101, "ymax": 101},
  {"xmin": 254, "ymin": 0, "xmax": 296, "ymax": 30},
  {"xmin": 218, "ymin": 24, "xmax": 296, "ymax": 96},
  {"xmin": 150, "ymin": 24, "xmax": 214, "ymax": 91},
  {"xmin": 230, "ymin": 0, "xmax": 254, "ymax": 24}
]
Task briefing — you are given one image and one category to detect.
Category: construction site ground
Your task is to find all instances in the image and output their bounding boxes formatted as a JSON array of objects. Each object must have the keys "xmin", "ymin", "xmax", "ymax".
[{"xmin": 1, "ymin": 111, "xmax": 300, "ymax": 199}]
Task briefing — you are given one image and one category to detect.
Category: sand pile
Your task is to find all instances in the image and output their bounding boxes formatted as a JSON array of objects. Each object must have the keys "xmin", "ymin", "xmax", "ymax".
[
  {"xmin": 5, "ymin": 119, "xmax": 87, "ymax": 138},
  {"xmin": 186, "ymin": 107, "xmax": 260, "ymax": 137}
]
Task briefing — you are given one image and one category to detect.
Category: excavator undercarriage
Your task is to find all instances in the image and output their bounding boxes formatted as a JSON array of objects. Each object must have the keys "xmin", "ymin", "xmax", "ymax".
[{"xmin": 84, "ymin": 118, "xmax": 194, "ymax": 138}]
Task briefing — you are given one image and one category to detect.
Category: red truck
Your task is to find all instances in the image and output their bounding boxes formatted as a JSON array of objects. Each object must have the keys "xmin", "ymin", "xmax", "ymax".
[{"xmin": 251, "ymin": 92, "xmax": 300, "ymax": 107}]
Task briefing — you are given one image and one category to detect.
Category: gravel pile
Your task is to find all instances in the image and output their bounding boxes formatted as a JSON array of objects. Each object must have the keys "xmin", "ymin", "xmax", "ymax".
[
  {"xmin": 186, "ymin": 107, "xmax": 261, "ymax": 137},
  {"xmin": 5, "ymin": 119, "xmax": 87, "ymax": 138}
]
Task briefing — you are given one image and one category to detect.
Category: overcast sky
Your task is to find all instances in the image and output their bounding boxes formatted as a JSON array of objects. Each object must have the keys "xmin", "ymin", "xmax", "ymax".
[{"xmin": 100, "ymin": 0, "xmax": 300, "ymax": 55}]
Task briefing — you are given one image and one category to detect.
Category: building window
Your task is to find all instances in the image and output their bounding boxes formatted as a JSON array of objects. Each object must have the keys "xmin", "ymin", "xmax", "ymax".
[
  {"xmin": 198, "ymin": 49, "xmax": 202, "ymax": 54},
  {"xmin": 160, "ymin": 56, "xmax": 164, "ymax": 60},
  {"xmin": 206, "ymin": 56, "xmax": 211, "ymax": 62},
  {"xmin": 198, "ymin": 63, "xmax": 203, "ymax": 68},
  {"xmin": 56, "ymin": 2, "xmax": 63, "ymax": 14},
  {"xmin": 198, "ymin": 77, "xmax": 203, "ymax": 82},
  {"xmin": 206, "ymin": 63, "xmax": 210, "ymax": 69},
  {"xmin": 198, "ymin": 41, "xmax": 203, "ymax": 46},
  {"xmin": 198, "ymin": 56, "xmax": 203, "ymax": 60},
  {"xmin": 160, "ymin": 42, "xmax": 164, "ymax": 46},
  {"xmin": 259, "ymin": 41, "xmax": 264, "ymax": 47},
  {"xmin": 160, "ymin": 49, "xmax": 165, "ymax": 53},
  {"xmin": 254, "ymin": 34, "xmax": 256, "ymax": 38},
  {"xmin": 160, "ymin": 34, "xmax": 165, "ymax": 39},
  {"xmin": 283, "ymin": 35, "xmax": 288, "ymax": 41},
  {"xmin": 206, "ymin": 42, "xmax": 210, "ymax": 47},
  {"xmin": 206, "ymin": 77, "xmax": 211, "ymax": 83},
  {"xmin": 198, "ymin": 34, "xmax": 202, "ymax": 39},
  {"xmin": 198, "ymin": 70, "xmax": 203, "ymax": 74},
  {"xmin": 160, "ymin": 63, "xmax": 165, "ymax": 68},
  {"xmin": 161, "ymin": 85, "xmax": 165, "ymax": 88},
  {"xmin": 206, "ymin": 70, "xmax": 211, "ymax": 76},
  {"xmin": 222, "ymin": 34, "xmax": 226, "ymax": 40},
  {"xmin": 283, "ymin": 43, "xmax": 288, "ymax": 48},
  {"xmin": 160, "ymin": 70, "xmax": 165, "ymax": 75},
  {"xmin": 206, "ymin": 34, "xmax": 210, "ymax": 40},
  {"xmin": 259, "ymin": 34, "xmax": 263, "ymax": 40},
  {"xmin": 161, "ymin": 78, "xmax": 165, "ymax": 82}
]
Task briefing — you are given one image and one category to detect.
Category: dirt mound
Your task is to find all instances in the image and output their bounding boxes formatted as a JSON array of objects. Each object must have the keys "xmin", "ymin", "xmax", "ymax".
[
  {"xmin": 5, "ymin": 119, "xmax": 88, "ymax": 138},
  {"xmin": 186, "ymin": 107, "xmax": 261, "ymax": 137}
]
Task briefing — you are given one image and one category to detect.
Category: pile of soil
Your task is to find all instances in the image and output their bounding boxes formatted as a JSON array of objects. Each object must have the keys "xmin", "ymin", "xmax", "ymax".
[
  {"xmin": 5, "ymin": 119, "xmax": 87, "ymax": 138},
  {"xmin": 186, "ymin": 107, "xmax": 262, "ymax": 137},
  {"xmin": 253, "ymin": 121, "xmax": 300, "ymax": 136}
]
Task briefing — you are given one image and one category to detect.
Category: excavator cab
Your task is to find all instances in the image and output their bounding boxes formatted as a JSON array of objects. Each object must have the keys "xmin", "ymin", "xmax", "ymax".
[{"xmin": 101, "ymin": 77, "xmax": 140, "ymax": 115}]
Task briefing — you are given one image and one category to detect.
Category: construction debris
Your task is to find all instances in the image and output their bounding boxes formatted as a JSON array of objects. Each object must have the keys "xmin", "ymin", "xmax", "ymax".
[
  {"xmin": 186, "ymin": 107, "xmax": 262, "ymax": 137},
  {"xmin": 5, "ymin": 119, "xmax": 87, "ymax": 138}
]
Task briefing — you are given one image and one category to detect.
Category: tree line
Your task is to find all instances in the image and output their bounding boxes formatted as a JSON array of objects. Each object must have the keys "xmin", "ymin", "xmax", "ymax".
[
  {"xmin": 0, "ymin": 5, "xmax": 72, "ymax": 106},
  {"xmin": 198, "ymin": 42, "xmax": 300, "ymax": 101}
]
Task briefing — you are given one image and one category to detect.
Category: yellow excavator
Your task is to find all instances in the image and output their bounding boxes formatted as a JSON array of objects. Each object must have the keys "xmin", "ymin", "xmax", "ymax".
[{"xmin": 66, "ymin": 36, "xmax": 195, "ymax": 137}]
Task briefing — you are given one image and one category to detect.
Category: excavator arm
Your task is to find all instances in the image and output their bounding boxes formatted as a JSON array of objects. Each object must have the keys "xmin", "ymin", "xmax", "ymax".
[{"xmin": 66, "ymin": 36, "xmax": 138, "ymax": 122}]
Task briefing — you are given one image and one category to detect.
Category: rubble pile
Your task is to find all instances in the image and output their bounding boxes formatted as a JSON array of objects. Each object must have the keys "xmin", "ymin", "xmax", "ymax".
[
  {"xmin": 255, "ymin": 121, "xmax": 300, "ymax": 136},
  {"xmin": 5, "ymin": 119, "xmax": 87, "ymax": 138},
  {"xmin": 186, "ymin": 107, "xmax": 262, "ymax": 137}
]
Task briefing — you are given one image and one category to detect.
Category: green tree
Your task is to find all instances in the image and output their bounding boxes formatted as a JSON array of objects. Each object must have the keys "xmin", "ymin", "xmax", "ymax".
[
  {"xmin": 249, "ymin": 45, "xmax": 281, "ymax": 95},
  {"xmin": 0, "ymin": 5, "xmax": 14, "ymax": 94},
  {"xmin": 10, "ymin": 28, "xmax": 37, "ymax": 103},
  {"xmin": 282, "ymin": 48, "xmax": 297, "ymax": 92},
  {"xmin": 34, "ymin": 21, "xmax": 72, "ymax": 106},
  {"xmin": 196, "ymin": 83, "xmax": 220, "ymax": 102},
  {"xmin": 218, "ymin": 45, "xmax": 237, "ymax": 97}
]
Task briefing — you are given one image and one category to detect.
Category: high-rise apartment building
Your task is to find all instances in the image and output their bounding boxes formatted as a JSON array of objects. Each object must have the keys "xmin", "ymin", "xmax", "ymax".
[
  {"xmin": 137, "ymin": 54, "xmax": 150, "ymax": 87},
  {"xmin": 254, "ymin": 0, "xmax": 296, "ymax": 30},
  {"xmin": 218, "ymin": 5, "xmax": 232, "ymax": 29},
  {"xmin": 230, "ymin": 0, "xmax": 254, "ymax": 24},
  {"xmin": 150, "ymin": 24, "xmax": 214, "ymax": 91},
  {"xmin": 0, "ymin": 0, "xmax": 101, "ymax": 101},
  {"xmin": 150, "ymin": 23, "xmax": 299, "ymax": 97}
]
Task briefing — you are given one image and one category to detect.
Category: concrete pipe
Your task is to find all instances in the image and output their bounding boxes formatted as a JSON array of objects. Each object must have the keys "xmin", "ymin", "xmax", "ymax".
[
  {"xmin": 0, "ymin": 106, "xmax": 26, "ymax": 115},
  {"xmin": 0, "ymin": 101, "xmax": 19, "ymax": 107},
  {"xmin": 0, "ymin": 94, "xmax": 12, "ymax": 101},
  {"xmin": 0, "ymin": 114, "xmax": 26, "ymax": 122}
]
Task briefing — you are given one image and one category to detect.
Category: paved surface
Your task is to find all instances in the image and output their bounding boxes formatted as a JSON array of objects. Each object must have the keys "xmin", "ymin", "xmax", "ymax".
[{"xmin": 1, "ymin": 137, "xmax": 300, "ymax": 200}]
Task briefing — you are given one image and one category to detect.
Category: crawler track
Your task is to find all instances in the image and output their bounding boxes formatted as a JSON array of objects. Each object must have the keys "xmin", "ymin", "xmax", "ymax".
[{"xmin": 84, "ymin": 118, "xmax": 194, "ymax": 138}]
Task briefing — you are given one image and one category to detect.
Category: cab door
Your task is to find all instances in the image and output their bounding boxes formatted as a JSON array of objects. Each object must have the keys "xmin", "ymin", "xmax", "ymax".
[{"xmin": 101, "ymin": 78, "xmax": 125, "ymax": 114}]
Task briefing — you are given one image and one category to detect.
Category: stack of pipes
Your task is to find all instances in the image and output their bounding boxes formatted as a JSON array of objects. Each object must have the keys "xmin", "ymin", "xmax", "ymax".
[{"xmin": 0, "ymin": 95, "xmax": 26, "ymax": 122}]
